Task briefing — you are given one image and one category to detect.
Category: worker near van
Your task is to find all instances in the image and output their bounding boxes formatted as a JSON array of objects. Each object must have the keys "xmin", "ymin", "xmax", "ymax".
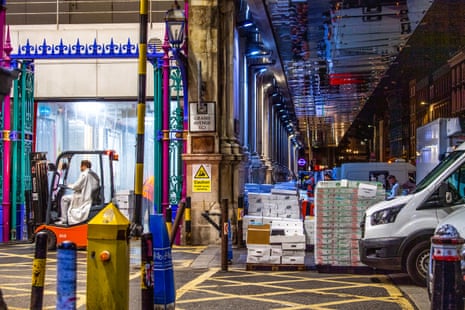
[
  {"xmin": 324, "ymin": 172, "xmax": 333, "ymax": 180},
  {"xmin": 305, "ymin": 172, "xmax": 316, "ymax": 198},
  {"xmin": 402, "ymin": 175, "xmax": 416, "ymax": 194},
  {"xmin": 55, "ymin": 160, "xmax": 100, "ymax": 225},
  {"xmin": 386, "ymin": 175, "xmax": 402, "ymax": 200}
]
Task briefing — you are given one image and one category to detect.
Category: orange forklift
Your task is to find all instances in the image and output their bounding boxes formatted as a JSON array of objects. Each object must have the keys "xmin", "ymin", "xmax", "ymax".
[{"xmin": 31, "ymin": 150, "xmax": 119, "ymax": 250}]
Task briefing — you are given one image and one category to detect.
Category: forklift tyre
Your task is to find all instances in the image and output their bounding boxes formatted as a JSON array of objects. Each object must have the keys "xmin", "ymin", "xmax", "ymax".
[{"xmin": 36, "ymin": 229, "xmax": 57, "ymax": 251}]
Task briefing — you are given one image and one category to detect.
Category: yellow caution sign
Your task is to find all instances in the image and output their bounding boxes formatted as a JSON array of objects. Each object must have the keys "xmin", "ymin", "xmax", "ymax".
[
  {"xmin": 194, "ymin": 165, "xmax": 209, "ymax": 178},
  {"xmin": 193, "ymin": 164, "xmax": 211, "ymax": 192}
]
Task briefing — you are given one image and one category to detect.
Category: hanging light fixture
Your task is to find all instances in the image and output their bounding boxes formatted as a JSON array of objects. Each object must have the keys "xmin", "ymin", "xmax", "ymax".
[{"xmin": 165, "ymin": 8, "xmax": 186, "ymax": 49}]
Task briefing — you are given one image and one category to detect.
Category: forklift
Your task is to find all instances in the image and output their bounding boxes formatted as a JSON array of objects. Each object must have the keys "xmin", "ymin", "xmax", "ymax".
[{"xmin": 31, "ymin": 150, "xmax": 119, "ymax": 250}]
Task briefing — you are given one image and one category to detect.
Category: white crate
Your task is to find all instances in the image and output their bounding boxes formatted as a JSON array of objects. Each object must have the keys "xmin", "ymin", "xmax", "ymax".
[
  {"xmin": 282, "ymin": 242, "xmax": 306, "ymax": 250},
  {"xmin": 281, "ymin": 256, "xmax": 305, "ymax": 265},
  {"xmin": 269, "ymin": 234, "xmax": 306, "ymax": 244},
  {"xmin": 282, "ymin": 249, "xmax": 306, "ymax": 257},
  {"xmin": 271, "ymin": 219, "xmax": 302, "ymax": 229},
  {"xmin": 270, "ymin": 245, "xmax": 283, "ymax": 256},
  {"xmin": 246, "ymin": 255, "xmax": 272, "ymax": 264},
  {"xmin": 247, "ymin": 245, "xmax": 271, "ymax": 256},
  {"xmin": 269, "ymin": 256, "xmax": 282, "ymax": 264}
]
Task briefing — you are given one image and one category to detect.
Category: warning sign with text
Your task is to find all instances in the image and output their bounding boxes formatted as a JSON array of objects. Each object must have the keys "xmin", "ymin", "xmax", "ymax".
[{"xmin": 193, "ymin": 164, "xmax": 211, "ymax": 192}]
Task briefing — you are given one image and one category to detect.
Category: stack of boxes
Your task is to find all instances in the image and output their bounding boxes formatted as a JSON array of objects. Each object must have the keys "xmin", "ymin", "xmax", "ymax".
[
  {"xmin": 314, "ymin": 180, "xmax": 385, "ymax": 267},
  {"xmin": 269, "ymin": 219, "xmax": 306, "ymax": 265},
  {"xmin": 244, "ymin": 185, "xmax": 307, "ymax": 266}
]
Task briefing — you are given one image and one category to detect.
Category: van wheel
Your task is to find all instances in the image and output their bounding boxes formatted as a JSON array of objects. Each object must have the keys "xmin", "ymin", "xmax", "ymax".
[{"xmin": 406, "ymin": 240, "xmax": 429, "ymax": 287}]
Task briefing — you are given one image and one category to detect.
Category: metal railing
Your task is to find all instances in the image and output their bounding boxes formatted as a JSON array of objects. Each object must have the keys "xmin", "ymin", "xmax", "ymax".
[{"xmin": 5, "ymin": 0, "xmax": 182, "ymax": 26}]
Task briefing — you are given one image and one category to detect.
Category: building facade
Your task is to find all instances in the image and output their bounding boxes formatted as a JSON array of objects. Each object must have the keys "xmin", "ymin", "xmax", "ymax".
[{"xmin": 2, "ymin": 0, "xmax": 299, "ymax": 244}]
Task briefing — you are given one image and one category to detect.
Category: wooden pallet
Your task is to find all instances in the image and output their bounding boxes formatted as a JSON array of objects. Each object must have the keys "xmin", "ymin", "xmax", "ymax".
[
  {"xmin": 316, "ymin": 264, "xmax": 377, "ymax": 274},
  {"xmin": 246, "ymin": 263, "xmax": 307, "ymax": 271}
]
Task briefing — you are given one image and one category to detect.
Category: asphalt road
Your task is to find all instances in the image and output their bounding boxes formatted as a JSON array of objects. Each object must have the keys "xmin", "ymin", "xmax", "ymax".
[{"xmin": 0, "ymin": 241, "xmax": 429, "ymax": 309}]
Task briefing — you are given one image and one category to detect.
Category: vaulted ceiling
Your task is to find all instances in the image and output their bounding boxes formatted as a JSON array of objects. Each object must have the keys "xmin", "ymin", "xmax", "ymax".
[{"xmin": 244, "ymin": 0, "xmax": 438, "ymax": 153}]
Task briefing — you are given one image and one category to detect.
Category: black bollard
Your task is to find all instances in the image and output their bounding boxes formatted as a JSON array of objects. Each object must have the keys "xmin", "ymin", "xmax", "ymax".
[
  {"xmin": 0, "ymin": 288, "xmax": 7, "ymax": 310},
  {"xmin": 237, "ymin": 195, "xmax": 244, "ymax": 248},
  {"xmin": 185, "ymin": 197, "xmax": 192, "ymax": 245},
  {"xmin": 165, "ymin": 207, "xmax": 173, "ymax": 237},
  {"xmin": 221, "ymin": 198, "xmax": 229, "ymax": 272},
  {"xmin": 141, "ymin": 233, "xmax": 154, "ymax": 310},
  {"xmin": 30, "ymin": 231, "xmax": 48, "ymax": 310},
  {"xmin": 430, "ymin": 224, "xmax": 464, "ymax": 310}
]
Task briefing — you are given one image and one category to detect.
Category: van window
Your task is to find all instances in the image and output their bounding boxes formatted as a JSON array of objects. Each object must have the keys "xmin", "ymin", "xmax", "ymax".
[
  {"xmin": 447, "ymin": 165, "xmax": 465, "ymax": 198},
  {"xmin": 416, "ymin": 150, "xmax": 465, "ymax": 192}
]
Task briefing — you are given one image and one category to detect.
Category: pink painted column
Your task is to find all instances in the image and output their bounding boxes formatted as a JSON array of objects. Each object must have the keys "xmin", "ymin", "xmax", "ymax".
[{"xmin": 1, "ymin": 0, "xmax": 10, "ymax": 242}]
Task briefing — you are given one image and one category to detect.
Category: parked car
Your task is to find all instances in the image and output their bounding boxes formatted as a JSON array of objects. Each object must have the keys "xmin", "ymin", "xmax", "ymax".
[{"xmin": 359, "ymin": 142, "xmax": 465, "ymax": 286}]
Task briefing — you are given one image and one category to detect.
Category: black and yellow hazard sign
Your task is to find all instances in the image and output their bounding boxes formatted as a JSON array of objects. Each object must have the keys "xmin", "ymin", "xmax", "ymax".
[{"xmin": 193, "ymin": 164, "xmax": 211, "ymax": 192}]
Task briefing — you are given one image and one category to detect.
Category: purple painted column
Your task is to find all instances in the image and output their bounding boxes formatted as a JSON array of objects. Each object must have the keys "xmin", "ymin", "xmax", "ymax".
[
  {"xmin": 0, "ymin": 0, "xmax": 5, "ymax": 59},
  {"xmin": 1, "ymin": 0, "xmax": 9, "ymax": 242},
  {"xmin": 176, "ymin": 2, "xmax": 188, "ymax": 245},
  {"xmin": 162, "ymin": 31, "xmax": 170, "ymax": 217},
  {"xmin": 181, "ymin": 2, "xmax": 188, "ymax": 205}
]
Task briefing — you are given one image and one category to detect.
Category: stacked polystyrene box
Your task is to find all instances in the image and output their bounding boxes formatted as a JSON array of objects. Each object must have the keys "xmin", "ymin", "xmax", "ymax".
[
  {"xmin": 243, "ymin": 186, "xmax": 301, "ymax": 243},
  {"xmin": 314, "ymin": 180, "xmax": 385, "ymax": 267},
  {"xmin": 244, "ymin": 183, "xmax": 306, "ymax": 265},
  {"xmin": 269, "ymin": 219, "xmax": 306, "ymax": 265},
  {"xmin": 303, "ymin": 218, "xmax": 315, "ymax": 246},
  {"xmin": 246, "ymin": 224, "xmax": 274, "ymax": 264}
]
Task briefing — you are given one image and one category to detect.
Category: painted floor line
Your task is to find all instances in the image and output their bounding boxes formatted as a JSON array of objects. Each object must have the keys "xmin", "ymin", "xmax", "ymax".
[{"xmin": 176, "ymin": 267, "xmax": 219, "ymax": 299}]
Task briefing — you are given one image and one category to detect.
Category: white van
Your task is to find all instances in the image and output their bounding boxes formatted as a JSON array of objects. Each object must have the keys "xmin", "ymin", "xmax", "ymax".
[
  {"xmin": 339, "ymin": 162, "xmax": 416, "ymax": 190},
  {"xmin": 359, "ymin": 142, "xmax": 465, "ymax": 286}
]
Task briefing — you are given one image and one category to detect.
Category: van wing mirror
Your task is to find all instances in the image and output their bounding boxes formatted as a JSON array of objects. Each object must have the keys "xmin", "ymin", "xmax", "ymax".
[
  {"xmin": 420, "ymin": 182, "xmax": 451, "ymax": 209},
  {"xmin": 439, "ymin": 182, "xmax": 454, "ymax": 204}
]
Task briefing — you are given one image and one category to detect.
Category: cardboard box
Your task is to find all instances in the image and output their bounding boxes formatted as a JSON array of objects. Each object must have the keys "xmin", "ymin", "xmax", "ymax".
[{"xmin": 247, "ymin": 224, "xmax": 271, "ymax": 245}]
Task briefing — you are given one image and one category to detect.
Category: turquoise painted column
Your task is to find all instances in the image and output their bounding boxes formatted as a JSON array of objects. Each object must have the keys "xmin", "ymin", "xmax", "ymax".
[
  {"xmin": 11, "ymin": 59, "xmax": 34, "ymax": 241},
  {"xmin": 168, "ymin": 67, "xmax": 183, "ymax": 237},
  {"xmin": 162, "ymin": 32, "xmax": 170, "ymax": 218},
  {"xmin": 148, "ymin": 51, "xmax": 163, "ymax": 214}
]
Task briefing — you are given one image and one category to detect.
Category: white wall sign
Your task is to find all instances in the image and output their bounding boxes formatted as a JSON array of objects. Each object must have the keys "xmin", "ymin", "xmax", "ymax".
[{"xmin": 189, "ymin": 102, "xmax": 215, "ymax": 132}]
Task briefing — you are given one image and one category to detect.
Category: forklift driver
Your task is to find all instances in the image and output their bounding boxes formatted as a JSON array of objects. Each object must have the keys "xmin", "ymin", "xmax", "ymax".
[{"xmin": 55, "ymin": 159, "xmax": 100, "ymax": 225}]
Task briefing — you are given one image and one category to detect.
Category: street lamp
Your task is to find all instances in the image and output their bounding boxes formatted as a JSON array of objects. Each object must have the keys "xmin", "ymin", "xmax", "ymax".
[
  {"xmin": 163, "ymin": 5, "xmax": 188, "ymax": 245},
  {"xmin": 165, "ymin": 8, "xmax": 186, "ymax": 49}
]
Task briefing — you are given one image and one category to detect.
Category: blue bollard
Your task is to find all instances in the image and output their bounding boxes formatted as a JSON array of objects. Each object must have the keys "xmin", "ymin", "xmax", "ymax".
[
  {"xmin": 0, "ymin": 206, "xmax": 3, "ymax": 242},
  {"xmin": 56, "ymin": 241, "xmax": 77, "ymax": 310},
  {"xmin": 149, "ymin": 214, "xmax": 175, "ymax": 309}
]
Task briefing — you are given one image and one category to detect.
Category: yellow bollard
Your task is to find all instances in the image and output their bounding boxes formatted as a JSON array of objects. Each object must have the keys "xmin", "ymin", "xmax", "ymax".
[{"xmin": 87, "ymin": 203, "xmax": 130, "ymax": 310}]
